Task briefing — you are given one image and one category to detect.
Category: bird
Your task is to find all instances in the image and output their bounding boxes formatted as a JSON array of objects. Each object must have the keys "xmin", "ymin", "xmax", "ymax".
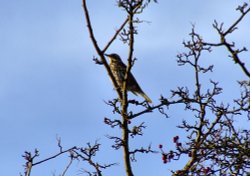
[{"xmin": 105, "ymin": 53, "xmax": 152, "ymax": 103}]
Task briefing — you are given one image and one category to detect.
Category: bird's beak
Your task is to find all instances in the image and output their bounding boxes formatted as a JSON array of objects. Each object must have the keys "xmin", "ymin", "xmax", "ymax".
[{"xmin": 104, "ymin": 54, "xmax": 112, "ymax": 62}]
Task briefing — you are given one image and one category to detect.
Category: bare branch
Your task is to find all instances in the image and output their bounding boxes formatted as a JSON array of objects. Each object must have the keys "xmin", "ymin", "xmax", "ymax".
[{"xmin": 203, "ymin": 3, "xmax": 250, "ymax": 77}]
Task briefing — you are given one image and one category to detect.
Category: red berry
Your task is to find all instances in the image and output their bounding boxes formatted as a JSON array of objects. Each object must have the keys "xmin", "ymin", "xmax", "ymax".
[
  {"xmin": 176, "ymin": 142, "xmax": 182, "ymax": 147},
  {"xmin": 202, "ymin": 168, "xmax": 208, "ymax": 174},
  {"xmin": 205, "ymin": 167, "xmax": 210, "ymax": 173},
  {"xmin": 162, "ymin": 154, "xmax": 167, "ymax": 161},
  {"xmin": 162, "ymin": 154, "xmax": 168, "ymax": 164},
  {"xmin": 188, "ymin": 152, "xmax": 192, "ymax": 157},
  {"xmin": 201, "ymin": 150, "xmax": 205, "ymax": 155},
  {"xmin": 173, "ymin": 136, "xmax": 179, "ymax": 143}
]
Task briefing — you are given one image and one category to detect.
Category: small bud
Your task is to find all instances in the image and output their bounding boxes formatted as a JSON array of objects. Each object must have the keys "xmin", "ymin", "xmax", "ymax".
[
  {"xmin": 201, "ymin": 149, "xmax": 205, "ymax": 155},
  {"xmin": 169, "ymin": 153, "xmax": 174, "ymax": 159},
  {"xmin": 159, "ymin": 144, "xmax": 163, "ymax": 149}
]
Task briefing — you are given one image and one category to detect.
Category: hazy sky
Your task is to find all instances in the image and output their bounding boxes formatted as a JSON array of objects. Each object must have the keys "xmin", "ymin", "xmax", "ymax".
[{"xmin": 0, "ymin": 0, "xmax": 249, "ymax": 175}]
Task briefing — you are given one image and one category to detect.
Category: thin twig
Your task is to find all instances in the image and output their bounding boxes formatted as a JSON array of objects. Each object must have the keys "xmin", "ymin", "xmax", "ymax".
[
  {"xmin": 102, "ymin": 18, "xmax": 129, "ymax": 53},
  {"xmin": 61, "ymin": 153, "xmax": 74, "ymax": 176},
  {"xmin": 33, "ymin": 147, "xmax": 76, "ymax": 166}
]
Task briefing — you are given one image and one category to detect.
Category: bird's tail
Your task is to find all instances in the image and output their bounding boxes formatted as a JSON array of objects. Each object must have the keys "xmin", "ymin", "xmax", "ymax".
[{"xmin": 139, "ymin": 92, "xmax": 152, "ymax": 103}]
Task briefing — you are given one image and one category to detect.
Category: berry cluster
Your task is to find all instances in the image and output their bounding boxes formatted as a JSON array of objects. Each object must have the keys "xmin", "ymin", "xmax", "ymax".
[
  {"xmin": 173, "ymin": 135, "xmax": 182, "ymax": 148},
  {"xmin": 159, "ymin": 144, "xmax": 175, "ymax": 164},
  {"xmin": 158, "ymin": 136, "xmax": 181, "ymax": 164},
  {"xmin": 159, "ymin": 136, "xmax": 214, "ymax": 175}
]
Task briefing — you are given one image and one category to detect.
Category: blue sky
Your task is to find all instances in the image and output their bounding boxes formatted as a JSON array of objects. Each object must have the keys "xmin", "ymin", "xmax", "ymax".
[{"xmin": 0, "ymin": 0, "xmax": 249, "ymax": 175}]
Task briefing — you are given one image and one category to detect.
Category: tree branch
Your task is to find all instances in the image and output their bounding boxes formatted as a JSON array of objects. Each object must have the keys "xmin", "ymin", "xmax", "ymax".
[{"xmin": 82, "ymin": 0, "xmax": 123, "ymax": 98}]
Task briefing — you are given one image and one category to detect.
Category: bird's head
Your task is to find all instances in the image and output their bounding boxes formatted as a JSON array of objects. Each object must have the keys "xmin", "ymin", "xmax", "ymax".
[{"xmin": 105, "ymin": 53, "xmax": 122, "ymax": 63}]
